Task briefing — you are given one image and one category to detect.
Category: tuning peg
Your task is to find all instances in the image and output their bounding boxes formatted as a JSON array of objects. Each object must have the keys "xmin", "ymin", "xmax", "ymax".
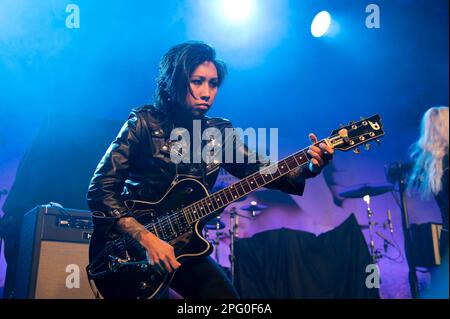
[
  {"xmin": 338, "ymin": 128, "xmax": 349, "ymax": 138},
  {"xmin": 353, "ymin": 148, "xmax": 361, "ymax": 154},
  {"xmin": 365, "ymin": 143, "xmax": 371, "ymax": 151},
  {"xmin": 376, "ymin": 139, "xmax": 381, "ymax": 145},
  {"xmin": 349, "ymin": 121, "xmax": 355, "ymax": 125},
  {"xmin": 360, "ymin": 116, "xmax": 365, "ymax": 120}
]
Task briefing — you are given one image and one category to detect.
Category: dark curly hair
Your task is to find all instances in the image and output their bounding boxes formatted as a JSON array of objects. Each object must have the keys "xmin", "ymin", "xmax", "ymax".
[{"xmin": 154, "ymin": 41, "xmax": 227, "ymax": 113}]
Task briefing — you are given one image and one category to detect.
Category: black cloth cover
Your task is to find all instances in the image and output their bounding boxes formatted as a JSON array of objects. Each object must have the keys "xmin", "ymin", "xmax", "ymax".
[{"xmin": 234, "ymin": 214, "xmax": 380, "ymax": 298}]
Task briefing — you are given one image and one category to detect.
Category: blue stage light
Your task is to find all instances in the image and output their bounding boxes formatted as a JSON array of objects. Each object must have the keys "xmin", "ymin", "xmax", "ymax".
[
  {"xmin": 311, "ymin": 11, "xmax": 331, "ymax": 37},
  {"xmin": 222, "ymin": 0, "xmax": 255, "ymax": 24}
]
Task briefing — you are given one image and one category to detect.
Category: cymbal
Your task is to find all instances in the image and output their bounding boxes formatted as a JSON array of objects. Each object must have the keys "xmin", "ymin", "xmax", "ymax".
[
  {"xmin": 205, "ymin": 217, "xmax": 226, "ymax": 230},
  {"xmin": 240, "ymin": 203, "xmax": 268, "ymax": 212},
  {"xmin": 339, "ymin": 183, "xmax": 394, "ymax": 198}
]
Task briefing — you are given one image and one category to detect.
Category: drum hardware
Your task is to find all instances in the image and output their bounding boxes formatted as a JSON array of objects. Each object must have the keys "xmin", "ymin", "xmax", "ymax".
[
  {"xmin": 204, "ymin": 216, "xmax": 226, "ymax": 263},
  {"xmin": 206, "ymin": 201, "xmax": 268, "ymax": 283},
  {"xmin": 363, "ymin": 195, "xmax": 378, "ymax": 264},
  {"xmin": 339, "ymin": 183, "xmax": 395, "ymax": 264}
]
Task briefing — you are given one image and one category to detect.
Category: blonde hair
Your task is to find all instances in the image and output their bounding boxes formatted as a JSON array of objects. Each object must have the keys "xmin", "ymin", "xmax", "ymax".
[{"xmin": 408, "ymin": 106, "xmax": 449, "ymax": 198}]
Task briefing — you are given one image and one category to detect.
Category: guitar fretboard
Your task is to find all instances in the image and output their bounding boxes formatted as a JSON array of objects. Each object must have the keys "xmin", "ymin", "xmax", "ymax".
[{"xmin": 182, "ymin": 147, "xmax": 315, "ymax": 224}]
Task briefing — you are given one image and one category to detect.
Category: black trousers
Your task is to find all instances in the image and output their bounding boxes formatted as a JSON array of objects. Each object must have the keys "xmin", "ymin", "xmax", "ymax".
[{"xmin": 169, "ymin": 256, "xmax": 239, "ymax": 299}]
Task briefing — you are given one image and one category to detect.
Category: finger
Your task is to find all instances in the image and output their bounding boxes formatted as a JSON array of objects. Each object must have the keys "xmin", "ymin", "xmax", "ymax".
[
  {"xmin": 310, "ymin": 159, "xmax": 320, "ymax": 170},
  {"xmin": 319, "ymin": 143, "xmax": 334, "ymax": 155},
  {"xmin": 161, "ymin": 258, "xmax": 173, "ymax": 273},
  {"xmin": 168, "ymin": 253, "xmax": 181, "ymax": 268},
  {"xmin": 309, "ymin": 133, "xmax": 318, "ymax": 144},
  {"xmin": 152, "ymin": 252, "xmax": 168, "ymax": 274},
  {"xmin": 170, "ymin": 258, "xmax": 181, "ymax": 270},
  {"xmin": 310, "ymin": 145, "xmax": 323, "ymax": 156},
  {"xmin": 308, "ymin": 150, "xmax": 324, "ymax": 167},
  {"xmin": 308, "ymin": 149, "xmax": 324, "ymax": 166},
  {"xmin": 146, "ymin": 252, "xmax": 155, "ymax": 267},
  {"xmin": 318, "ymin": 144, "xmax": 333, "ymax": 162},
  {"xmin": 167, "ymin": 247, "xmax": 180, "ymax": 270}
]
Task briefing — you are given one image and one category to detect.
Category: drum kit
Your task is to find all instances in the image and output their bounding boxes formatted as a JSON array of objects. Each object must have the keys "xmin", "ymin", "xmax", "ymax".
[
  {"xmin": 204, "ymin": 200, "xmax": 268, "ymax": 284},
  {"xmin": 204, "ymin": 180, "xmax": 397, "ymax": 283}
]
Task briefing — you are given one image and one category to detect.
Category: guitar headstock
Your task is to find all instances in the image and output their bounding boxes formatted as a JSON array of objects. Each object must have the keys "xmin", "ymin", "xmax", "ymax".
[{"xmin": 327, "ymin": 114, "xmax": 384, "ymax": 153}]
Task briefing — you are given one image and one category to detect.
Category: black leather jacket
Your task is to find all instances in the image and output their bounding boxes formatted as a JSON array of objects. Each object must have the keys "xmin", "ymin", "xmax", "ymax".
[{"xmin": 87, "ymin": 105, "xmax": 313, "ymax": 227}]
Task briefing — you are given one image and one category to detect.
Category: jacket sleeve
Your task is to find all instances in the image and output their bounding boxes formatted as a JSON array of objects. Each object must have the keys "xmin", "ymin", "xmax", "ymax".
[
  {"xmin": 220, "ymin": 120, "xmax": 319, "ymax": 196},
  {"xmin": 86, "ymin": 111, "xmax": 142, "ymax": 220}
]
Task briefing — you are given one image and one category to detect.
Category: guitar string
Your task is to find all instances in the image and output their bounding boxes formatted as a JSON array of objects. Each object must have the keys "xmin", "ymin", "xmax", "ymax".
[
  {"xmin": 153, "ymin": 150, "xmax": 304, "ymax": 230},
  {"xmin": 147, "ymin": 148, "xmax": 311, "ymax": 241},
  {"xmin": 146, "ymin": 144, "xmax": 316, "ymax": 239},
  {"xmin": 146, "ymin": 138, "xmax": 335, "ymax": 240}
]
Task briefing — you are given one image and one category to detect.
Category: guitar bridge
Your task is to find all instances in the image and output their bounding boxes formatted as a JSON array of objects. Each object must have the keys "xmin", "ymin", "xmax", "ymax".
[
  {"xmin": 108, "ymin": 255, "xmax": 131, "ymax": 273},
  {"xmin": 108, "ymin": 255, "xmax": 151, "ymax": 273}
]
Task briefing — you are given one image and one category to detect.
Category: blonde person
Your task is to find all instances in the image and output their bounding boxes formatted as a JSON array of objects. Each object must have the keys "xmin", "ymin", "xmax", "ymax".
[{"xmin": 408, "ymin": 106, "xmax": 449, "ymax": 298}]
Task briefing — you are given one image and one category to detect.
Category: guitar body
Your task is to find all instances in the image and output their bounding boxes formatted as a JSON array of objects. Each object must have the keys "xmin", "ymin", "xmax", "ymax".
[{"xmin": 88, "ymin": 178, "xmax": 216, "ymax": 299}]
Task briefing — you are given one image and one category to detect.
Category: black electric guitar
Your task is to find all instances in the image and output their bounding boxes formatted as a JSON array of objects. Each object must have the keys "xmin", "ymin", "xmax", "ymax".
[{"xmin": 87, "ymin": 114, "xmax": 385, "ymax": 299}]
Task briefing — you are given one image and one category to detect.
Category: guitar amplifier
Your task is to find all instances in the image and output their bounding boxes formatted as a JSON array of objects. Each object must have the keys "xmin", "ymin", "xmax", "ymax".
[{"xmin": 12, "ymin": 204, "xmax": 95, "ymax": 299}]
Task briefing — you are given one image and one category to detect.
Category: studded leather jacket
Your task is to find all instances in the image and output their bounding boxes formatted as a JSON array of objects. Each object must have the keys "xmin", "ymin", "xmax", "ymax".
[{"xmin": 87, "ymin": 105, "xmax": 313, "ymax": 228}]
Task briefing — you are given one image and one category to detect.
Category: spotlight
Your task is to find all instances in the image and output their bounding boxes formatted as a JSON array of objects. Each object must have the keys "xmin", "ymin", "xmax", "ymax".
[
  {"xmin": 222, "ymin": 0, "xmax": 255, "ymax": 23},
  {"xmin": 311, "ymin": 11, "xmax": 331, "ymax": 38}
]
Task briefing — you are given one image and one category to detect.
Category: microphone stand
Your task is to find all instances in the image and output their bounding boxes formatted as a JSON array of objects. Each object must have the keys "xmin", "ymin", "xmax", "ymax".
[
  {"xmin": 363, "ymin": 195, "xmax": 377, "ymax": 264},
  {"xmin": 227, "ymin": 206, "xmax": 263, "ymax": 286}
]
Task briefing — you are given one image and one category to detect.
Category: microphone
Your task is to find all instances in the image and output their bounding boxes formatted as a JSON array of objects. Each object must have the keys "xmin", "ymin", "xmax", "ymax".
[
  {"xmin": 387, "ymin": 209, "xmax": 393, "ymax": 234},
  {"xmin": 376, "ymin": 231, "xmax": 395, "ymax": 252}
]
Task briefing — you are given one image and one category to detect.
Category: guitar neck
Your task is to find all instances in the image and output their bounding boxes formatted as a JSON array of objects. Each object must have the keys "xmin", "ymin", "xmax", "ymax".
[
  {"xmin": 180, "ymin": 113, "xmax": 385, "ymax": 225},
  {"xmin": 182, "ymin": 142, "xmax": 320, "ymax": 224}
]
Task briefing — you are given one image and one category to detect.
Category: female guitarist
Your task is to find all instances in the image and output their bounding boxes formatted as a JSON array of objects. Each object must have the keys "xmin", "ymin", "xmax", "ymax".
[{"xmin": 86, "ymin": 41, "xmax": 333, "ymax": 299}]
